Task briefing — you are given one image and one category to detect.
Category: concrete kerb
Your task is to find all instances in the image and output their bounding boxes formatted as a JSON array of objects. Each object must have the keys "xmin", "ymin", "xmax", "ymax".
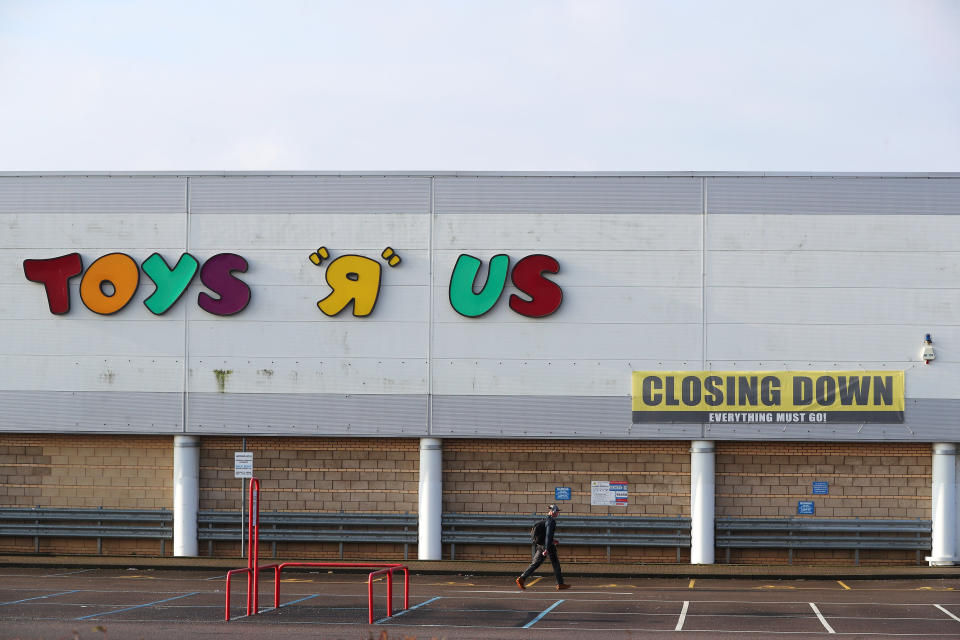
[{"xmin": 2, "ymin": 555, "xmax": 960, "ymax": 580}]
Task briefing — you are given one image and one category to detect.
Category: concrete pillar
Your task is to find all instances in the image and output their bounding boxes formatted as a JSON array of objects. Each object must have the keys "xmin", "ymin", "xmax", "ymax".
[
  {"xmin": 418, "ymin": 437, "xmax": 443, "ymax": 560},
  {"xmin": 929, "ymin": 443, "xmax": 957, "ymax": 566},
  {"xmin": 690, "ymin": 440, "xmax": 715, "ymax": 564},
  {"xmin": 173, "ymin": 435, "xmax": 200, "ymax": 557}
]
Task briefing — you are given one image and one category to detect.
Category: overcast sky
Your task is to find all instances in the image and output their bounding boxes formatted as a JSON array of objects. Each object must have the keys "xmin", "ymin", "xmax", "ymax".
[{"xmin": 0, "ymin": 0, "xmax": 957, "ymax": 172}]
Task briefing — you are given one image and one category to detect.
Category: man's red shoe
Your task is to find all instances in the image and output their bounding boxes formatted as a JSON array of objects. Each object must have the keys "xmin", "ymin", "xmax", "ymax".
[
  {"xmin": 515, "ymin": 576, "xmax": 526, "ymax": 590},
  {"xmin": 556, "ymin": 583, "xmax": 571, "ymax": 590}
]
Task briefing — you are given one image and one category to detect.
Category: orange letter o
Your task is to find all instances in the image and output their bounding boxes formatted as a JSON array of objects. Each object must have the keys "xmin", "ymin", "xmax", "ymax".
[{"xmin": 80, "ymin": 253, "xmax": 140, "ymax": 315}]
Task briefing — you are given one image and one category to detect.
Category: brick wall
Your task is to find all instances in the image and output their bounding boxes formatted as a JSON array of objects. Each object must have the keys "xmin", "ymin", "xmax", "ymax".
[
  {"xmin": 716, "ymin": 442, "xmax": 930, "ymax": 519},
  {"xmin": 199, "ymin": 437, "xmax": 420, "ymax": 559},
  {"xmin": 199, "ymin": 437, "xmax": 419, "ymax": 513},
  {"xmin": 442, "ymin": 439, "xmax": 691, "ymax": 562},
  {"xmin": 0, "ymin": 435, "xmax": 938, "ymax": 564},
  {"xmin": 0, "ymin": 434, "xmax": 172, "ymax": 510},
  {"xmin": 0, "ymin": 434, "xmax": 172, "ymax": 555},
  {"xmin": 443, "ymin": 439, "xmax": 690, "ymax": 516}
]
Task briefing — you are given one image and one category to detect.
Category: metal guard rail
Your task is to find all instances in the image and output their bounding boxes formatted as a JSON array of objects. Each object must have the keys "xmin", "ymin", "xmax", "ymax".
[
  {"xmin": 198, "ymin": 511, "xmax": 417, "ymax": 559},
  {"xmin": 715, "ymin": 517, "xmax": 932, "ymax": 565},
  {"xmin": 0, "ymin": 509, "xmax": 934, "ymax": 565},
  {"xmin": 0, "ymin": 507, "xmax": 172, "ymax": 555},
  {"xmin": 442, "ymin": 513, "xmax": 692, "ymax": 562}
]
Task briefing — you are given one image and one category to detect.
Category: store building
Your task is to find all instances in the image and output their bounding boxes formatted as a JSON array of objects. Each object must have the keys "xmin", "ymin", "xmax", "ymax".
[{"xmin": 1, "ymin": 172, "xmax": 958, "ymax": 565}]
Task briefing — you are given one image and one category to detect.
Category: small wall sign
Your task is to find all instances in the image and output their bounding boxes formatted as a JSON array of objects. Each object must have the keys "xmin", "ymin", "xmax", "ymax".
[
  {"xmin": 555, "ymin": 487, "xmax": 571, "ymax": 501},
  {"xmin": 812, "ymin": 481, "xmax": 829, "ymax": 495},
  {"xmin": 591, "ymin": 481, "xmax": 628, "ymax": 506},
  {"xmin": 797, "ymin": 500, "xmax": 815, "ymax": 515},
  {"xmin": 234, "ymin": 451, "xmax": 253, "ymax": 478}
]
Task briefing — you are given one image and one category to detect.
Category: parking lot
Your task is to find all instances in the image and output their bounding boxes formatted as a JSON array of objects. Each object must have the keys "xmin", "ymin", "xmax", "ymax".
[{"xmin": 1, "ymin": 567, "xmax": 959, "ymax": 639}]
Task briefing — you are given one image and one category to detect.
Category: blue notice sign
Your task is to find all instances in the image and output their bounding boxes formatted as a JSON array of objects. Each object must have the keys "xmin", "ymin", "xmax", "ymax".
[
  {"xmin": 812, "ymin": 481, "xmax": 829, "ymax": 495},
  {"xmin": 555, "ymin": 487, "xmax": 571, "ymax": 501},
  {"xmin": 798, "ymin": 501, "xmax": 815, "ymax": 515}
]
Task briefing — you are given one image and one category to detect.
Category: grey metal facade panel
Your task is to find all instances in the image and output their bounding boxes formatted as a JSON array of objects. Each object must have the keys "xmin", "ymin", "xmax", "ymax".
[
  {"xmin": 431, "ymin": 395, "xmax": 703, "ymax": 439},
  {"xmin": 706, "ymin": 176, "xmax": 960, "ymax": 215},
  {"xmin": 433, "ymin": 396, "xmax": 958, "ymax": 442},
  {"xmin": 0, "ymin": 391, "xmax": 182, "ymax": 432},
  {"xmin": 187, "ymin": 393, "xmax": 428, "ymax": 436},
  {"xmin": 434, "ymin": 176, "xmax": 703, "ymax": 214},
  {"xmin": 0, "ymin": 176, "xmax": 187, "ymax": 214},
  {"xmin": 702, "ymin": 398, "xmax": 960, "ymax": 442},
  {"xmin": 189, "ymin": 176, "xmax": 431, "ymax": 214}
]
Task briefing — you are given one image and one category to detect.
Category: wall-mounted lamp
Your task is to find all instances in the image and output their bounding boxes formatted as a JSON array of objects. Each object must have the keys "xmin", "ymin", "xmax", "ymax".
[{"xmin": 922, "ymin": 333, "xmax": 935, "ymax": 365}]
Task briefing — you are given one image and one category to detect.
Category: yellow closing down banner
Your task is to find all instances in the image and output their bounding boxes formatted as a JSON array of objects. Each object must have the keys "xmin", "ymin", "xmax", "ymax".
[{"xmin": 631, "ymin": 371, "xmax": 904, "ymax": 424}]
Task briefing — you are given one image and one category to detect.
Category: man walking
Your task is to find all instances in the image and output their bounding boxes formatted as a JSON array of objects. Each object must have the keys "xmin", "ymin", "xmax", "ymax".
[{"xmin": 516, "ymin": 504, "xmax": 570, "ymax": 590}]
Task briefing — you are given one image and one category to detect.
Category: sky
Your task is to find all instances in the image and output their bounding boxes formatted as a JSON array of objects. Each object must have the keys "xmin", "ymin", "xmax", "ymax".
[{"xmin": 0, "ymin": 0, "xmax": 957, "ymax": 172}]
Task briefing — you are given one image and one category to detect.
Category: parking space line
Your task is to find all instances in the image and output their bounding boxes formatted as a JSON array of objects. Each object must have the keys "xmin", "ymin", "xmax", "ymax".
[
  {"xmin": 688, "ymin": 579, "xmax": 695, "ymax": 589},
  {"xmin": 0, "ymin": 590, "xmax": 78, "ymax": 606},
  {"xmin": 675, "ymin": 600, "xmax": 689, "ymax": 631},
  {"xmin": 461, "ymin": 589, "xmax": 635, "ymax": 595},
  {"xmin": 837, "ymin": 581, "xmax": 851, "ymax": 590},
  {"xmin": 523, "ymin": 599, "xmax": 564, "ymax": 629},
  {"xmin": 934, "ymin": 604, "xmax": 960, "ymax": 623},
  {"xmin": 279, "ymin": 593, "xmax": 323, "ymax": 608},
  {"xmin": 43, "ymin": 569, "xmax": 96, "ymax": 577},
  {"xmin": 809, "ymin": 602, "xmax": 835, "ymax": 634},
  {"xmin": 73, "ymin": 591, "xmax": 200, "ymax": 621},
  {"xmin": 375, "ymin": 595, "xmax": 442, "ymax": 624},
  {"xmin": 526, "ymin": 577, "xmax": 543, "ymax": 587}
]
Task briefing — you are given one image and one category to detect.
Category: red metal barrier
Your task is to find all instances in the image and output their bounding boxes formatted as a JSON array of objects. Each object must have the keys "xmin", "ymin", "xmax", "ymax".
[
  {"xmin": 225, "ymin": 479, "xmax": 410, "ymax": 624},
  {"xmin": 247, "ymin": 477, "xmax": 261, "ymax": 613},
  {"xmin": 271, "ymin": 561, "xmax": 410, "ymax": 622},
  {"xmin": 225, "ymin": 477, "xmax": 261, "ymax": 621},
  {"xmin": 224, "ymin": 567, "xmax": 252, "ymax": 621}
]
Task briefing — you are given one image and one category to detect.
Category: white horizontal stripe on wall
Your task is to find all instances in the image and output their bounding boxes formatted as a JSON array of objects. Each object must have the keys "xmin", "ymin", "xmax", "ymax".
[
  {"xmin": 0, "ymin": 355, "xmax": 185, "ymax": 392},
  {"xmin": 0, "ymin": 214, "xmax": 187, "ymax": 249},
  {"xmin": 706, "ymin": 325, "xmax": 960, "ymax": 363},
  {"xmin": 708, "ymin": 251, "xmax": 960, "ymax": 288},
  {"xmin": 434, "ymin": 213, "xmax": 702, "ymax": 251},
  {"xmin": 189, "ymin": 213, "xmax": 429, "ymax": 250},
  {"xmin": 188, "ymin": 320, "xmax": 428, "ymax": 359},
  {"xmin": 432, "ymin": 323, "xmax": 703, "ymax": 361},
  {"xmin": 0, "ymin": 319, "xmax": 185, "ymax": 357},
  {"xmin": 707, "ymin": 287, "xmax": 960, "ymax": 325},
  {"xmin": 188, "ymin": 357, "xmax": 427, "ymax": 395},
  {"xmin": 707, "ymin": 215, "xmax": 960, "ymax": 251}
]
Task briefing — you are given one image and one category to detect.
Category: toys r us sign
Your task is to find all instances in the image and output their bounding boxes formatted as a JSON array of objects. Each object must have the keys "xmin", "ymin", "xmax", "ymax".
[{"xmin": 23, "ymin": 249, "xmax": 563, "ymax": 319}]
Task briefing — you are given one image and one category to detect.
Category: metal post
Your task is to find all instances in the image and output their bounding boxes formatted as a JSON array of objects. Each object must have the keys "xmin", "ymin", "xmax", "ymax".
[
  {"xmin": 240, "ymin": 437, "xmax": 246, "ymax": 558},
  {"xmin": 929, "ymin": 443, "xmax": 957, "ymax": 566},
  {"xmin": 690, "ymin": 441, "xmax": 715, "ymax": 564},
  {"xmin": 418, "ymin": 438, "xmax": 443, "ymax": 560},
  {"xmin": 173, "ymin": 435, "xmax": 200, "ymax": 556}
]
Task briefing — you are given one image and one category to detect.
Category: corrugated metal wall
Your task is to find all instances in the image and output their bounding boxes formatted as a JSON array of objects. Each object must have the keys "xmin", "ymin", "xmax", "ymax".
[{"xmin": 1, "ymin": 173, "xmax": 958, "ymax": 440}]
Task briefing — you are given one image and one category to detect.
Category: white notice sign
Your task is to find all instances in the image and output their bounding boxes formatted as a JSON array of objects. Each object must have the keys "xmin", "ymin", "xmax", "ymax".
[
  {"xmin": 234, "ymin": 451, "xmax": 253, "ymax": 478},
  {"xmin": 591, "ymin": 480, "xmax": 628, "ymax": 506}
]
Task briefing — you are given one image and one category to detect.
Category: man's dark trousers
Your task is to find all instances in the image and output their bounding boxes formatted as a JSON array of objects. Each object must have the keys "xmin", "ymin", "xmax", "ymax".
[{"xmin": 520, "ymin": 545, "xmax": 564, "ymax": 585}]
